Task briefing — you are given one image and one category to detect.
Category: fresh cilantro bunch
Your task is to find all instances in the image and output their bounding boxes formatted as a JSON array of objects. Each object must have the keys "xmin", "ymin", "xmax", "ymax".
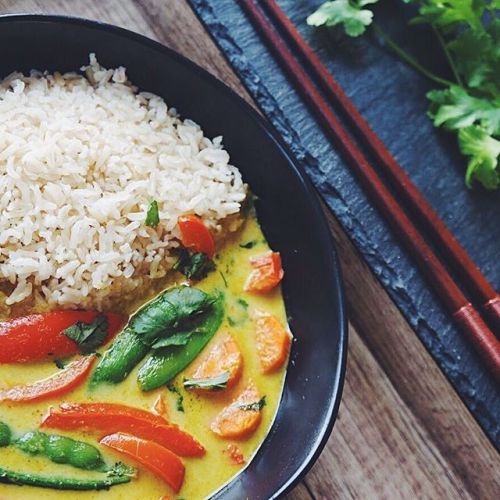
[
  {"xmin": 307, "ymin": 0, "xmax": 500, "ymax": 189},
  {"xmin": 307, "ymin": 0, "xmax": 379, "ymax": 36}
]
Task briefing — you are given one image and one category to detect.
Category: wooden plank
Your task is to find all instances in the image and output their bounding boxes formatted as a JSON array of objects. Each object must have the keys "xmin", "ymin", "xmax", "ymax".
[
  {"xmin": 284, "ymin": 481, "xmax": 314, "ymax": 500},
  {"xmin": 306, "ymin": 324, "xmax": 471, "ymax": 499},
  {"xmin": 0, "ymin": 1, "xmax": 498, "ymax": 499},
  {"xmin": 325, "ymin": 213, "xmax": 500, "ymax": 500}
]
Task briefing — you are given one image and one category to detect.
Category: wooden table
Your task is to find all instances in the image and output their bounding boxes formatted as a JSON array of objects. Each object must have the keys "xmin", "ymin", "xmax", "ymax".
[{"xmin": 0, "ymin": 1, "xmax": 498, "ymax": 498}]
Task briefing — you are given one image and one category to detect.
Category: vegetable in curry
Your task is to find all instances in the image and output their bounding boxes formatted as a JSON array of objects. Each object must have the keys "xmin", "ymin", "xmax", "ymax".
[{"xmin": 0, "ymin": 212, "xmax": 291, "ymax": 498}]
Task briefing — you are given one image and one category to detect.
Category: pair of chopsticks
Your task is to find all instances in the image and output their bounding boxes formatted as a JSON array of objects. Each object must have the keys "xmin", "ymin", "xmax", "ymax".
[{"xmin": 240, "ymin": 0, "xmax": 500, "ymax": 378}]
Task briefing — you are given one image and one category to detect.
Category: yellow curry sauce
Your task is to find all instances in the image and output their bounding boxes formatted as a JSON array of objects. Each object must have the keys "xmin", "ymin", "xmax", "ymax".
[{"xmin": 0, "ymin": 215, "xmax": 290, "ymax": 499}]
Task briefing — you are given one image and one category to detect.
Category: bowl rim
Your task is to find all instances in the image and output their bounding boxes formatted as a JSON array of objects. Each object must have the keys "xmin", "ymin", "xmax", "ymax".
[{"xmin": 0, "ymin": 13, "xmax": 348, "ymax": 498}]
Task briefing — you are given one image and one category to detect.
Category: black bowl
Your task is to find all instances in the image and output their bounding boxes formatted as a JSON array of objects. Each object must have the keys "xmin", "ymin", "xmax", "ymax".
[{"xmin": 0, "ymin": 15, "xmax": 347, "ymax": 499}]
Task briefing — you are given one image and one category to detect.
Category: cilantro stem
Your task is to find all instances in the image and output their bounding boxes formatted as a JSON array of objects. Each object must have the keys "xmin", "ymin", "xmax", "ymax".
[
  {"xmin": 373, "ymin": 23, "xmax": 454, "ymax": 88},
  {"xmin": 431, "ymin": 24, "xmax": 463, "ymax": 87}
]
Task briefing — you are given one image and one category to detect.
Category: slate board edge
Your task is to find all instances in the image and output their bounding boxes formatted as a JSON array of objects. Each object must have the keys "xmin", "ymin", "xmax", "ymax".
[{"xmin": 187, "ymin": 0, "xmax": 499, "ymax": 448}]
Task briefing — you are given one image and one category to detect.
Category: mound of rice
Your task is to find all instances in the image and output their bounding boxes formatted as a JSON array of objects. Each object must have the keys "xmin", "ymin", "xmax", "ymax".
[{"xmin": 0, "ymin": 54, "xmax": 246, "ymax": 310}]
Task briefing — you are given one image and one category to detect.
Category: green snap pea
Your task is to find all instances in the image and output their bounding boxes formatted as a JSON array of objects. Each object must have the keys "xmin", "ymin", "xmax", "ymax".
[
  {"xmin": 0, "ymin": 421, "xmax": 11, "ymax": 447},
  {"xmin": 0, "ymin": 466, "xmax": 131, "ymax": 491},
  {"xmin": 138, "ymin": 293, "xmax": 224, "ymax": 391},
  {"xmin": 16, "ymin": 431, "xmax": 105, "ymax": 471},
  {"xmin": 65, "ymin": 440, "xmax": 105, "ymax": 470},
  {"xmin": 15, "ymin": 431, "xmax": 47, "ymax": 454},
  {"xmin": 91, "ymin": 286, "xmax": 216, "ymax": 387},
  {"xmin": 90, "ymin": 328, "xmax": 149, "ymax": 386},
  {"xmin": 45, "ymin": 435, "xmax": 74, "ymax": 464}
]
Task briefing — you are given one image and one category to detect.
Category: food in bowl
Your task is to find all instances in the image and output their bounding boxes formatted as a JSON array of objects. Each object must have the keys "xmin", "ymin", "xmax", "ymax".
[{"xmin": 0, "ymin": 56, "xmax": 291, "ymax": 499}]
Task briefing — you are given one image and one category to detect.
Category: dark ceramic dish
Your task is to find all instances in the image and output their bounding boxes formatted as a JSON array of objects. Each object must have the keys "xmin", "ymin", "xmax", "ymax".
[{"xmin": 0, "ymin": 15, "xmax": 347, "ymax": 499}]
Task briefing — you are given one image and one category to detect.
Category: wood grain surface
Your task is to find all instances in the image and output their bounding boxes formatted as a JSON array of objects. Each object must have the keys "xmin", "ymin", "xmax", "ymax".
[{"xmin": 0, "ymin": 1, "xmax": 498, "ymax": 499}]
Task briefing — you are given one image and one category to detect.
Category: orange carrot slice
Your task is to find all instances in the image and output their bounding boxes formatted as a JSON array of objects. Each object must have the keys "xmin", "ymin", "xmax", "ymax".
[
  {"xmin": 100, "ymin": 433, "xmax": 185, "ymax": 493},
  {"xmin": 244, "ymin": 251, "xmax": 284, "ymax": 293},
  {"xmin": 210, "ymin": 382, "xmax": 263, "ymax": 439},
  {"xmin": 254, "ymin": 311, "xmax": 292, "ymax": 373},
  {"xmin": 178, "ymin": 214, "xmax": 215, "ymax": 258},
  {"xmin": 41, "ymin": 402, "xmax": 205, "ymax": 457},
  {"xmin": 0, "ymin": 355, "xmax": 95, "ymax": 403},
  {"xmin": 188, "ymin": 335, "xmax": 243, "ymax": 391}
]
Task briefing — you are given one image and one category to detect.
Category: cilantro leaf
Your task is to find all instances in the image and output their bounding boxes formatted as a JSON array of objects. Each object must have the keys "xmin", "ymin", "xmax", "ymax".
[
  {"xmin": 447, "ymin": 29, "xmax": 497, "ymax": 91},
  {"xmin": 427, "ymin": 86, "xmax": 500, "ymax": 135},
  {"xmin": 183, "ymin": 372, "xmax": 230, "ymax": 391},
  {"xmin": 219, "ymin": 271, "xmax": 228, "ymax": 288},
  {"xmin": 129, "ymin": 286, "xmax": 214, "ymax": 343},
  {"xmin": 411, "ymin": 0, "xmax": 486, "ymax": 31},
  {"xmin": 167, "ymin": 384, "xmax": 185, "ymax": 412},
  {"xmin": 308, "ymin": 0, "xmax": 500, "ymax": 189},
  {"xmin": 173, "ymin": 249, "xmax": 215, "ymax": 280},
  {"xmin": 107, "ymin": 462, "xmax": 136, "ymax": 478},
  {"xmin": 226, "ymin": 296, "xmax": 249, "ymax": 328},
  {"xmin": 238, "ymin": 396, "xmax": 267, "ymax": 412},
  {"xmin": 54, "ymin": 359, "xmax": 66, "ymax": 369},
  {"xmin": 62, "ymin": 315, "xmax": 109, "ymax": 354},
  {"xmin": 307, "ymin": 0, "xmax": 378, "ymax": 37},
  {"xmin": 145, "ymin": 199, "xmax": 160, "ymax": 227},
  {"xmin": 239, "ymin": 240, "xmax": 257, "ymax": 249},
  {"xmin": 237, "ymin": 298, "xmax": 249, "ymax": 309},
  {"xmin": 151, "ymin": 330, "xmax": 197, "ymax": 349},
  {"xmin": 459, "ymin": 126, "xmax": 500, "ymax": 189}
]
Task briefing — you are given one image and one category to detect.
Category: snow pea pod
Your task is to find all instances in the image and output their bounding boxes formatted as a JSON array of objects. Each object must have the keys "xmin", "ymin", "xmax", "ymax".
[
  {"xmin": 91, "ymin": 286, "xmax": 215, "ymax": 388},
  {"xmin": 138, "ymin": 293, "xmax": 224, "ymax": 391},
  {"xmin": 0, "ymin": 421, "xmax": 11, "ymax": 447},
  {"xmin": 16, "ymin": 431, "xmax": 105, "ymax": 471},
  {"xmin": 0, "ymin": 466, "xmax": 131, "ymax": 491}
]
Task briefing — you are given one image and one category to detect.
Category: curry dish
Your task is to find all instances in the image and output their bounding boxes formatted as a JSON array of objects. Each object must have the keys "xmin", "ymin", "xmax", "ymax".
[
  {"xmin": 0, "ymin": 214, "xmax": 291, "ymax": 499},
  {"xmin": 0, "ymin": 57, "xmax": 291, "ymax": 499}
]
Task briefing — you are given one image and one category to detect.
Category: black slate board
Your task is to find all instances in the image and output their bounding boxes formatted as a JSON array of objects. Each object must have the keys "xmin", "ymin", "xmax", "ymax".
[{"xmin": 188, "ymin": 0, "xmax": 500, "ymax": 446}]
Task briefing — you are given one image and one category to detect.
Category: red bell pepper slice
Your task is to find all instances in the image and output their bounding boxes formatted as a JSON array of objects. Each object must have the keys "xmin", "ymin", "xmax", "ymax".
[
  {"xmin": 100, "ymin": 432, "xmax": 185, "ymax": 493},
  {"xmin": 41, "ymin": 402, "xmax": 205, "ymax": 457},
  {"xmin": 0, "ymin": 355, "xmax": 95, "ymax": 403},
  {"xmin": 178, "ymin": 214, "xmax": 216, "ymax": 258},
  {"xmin": 0, "ymin": 311, "xmax": 126, "ymax": 363}
]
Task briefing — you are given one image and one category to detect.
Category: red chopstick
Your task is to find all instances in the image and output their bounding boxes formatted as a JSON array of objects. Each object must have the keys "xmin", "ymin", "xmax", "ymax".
[
  {"xmin": 239, "ymin": 0, "xmax": 500, "ymax": 378},
  {"xmin": 259, "ymin": 0, "xmax": 500, "ymax": 332}
]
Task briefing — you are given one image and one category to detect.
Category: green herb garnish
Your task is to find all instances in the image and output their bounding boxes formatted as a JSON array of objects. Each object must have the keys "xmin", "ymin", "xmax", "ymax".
[
  {"xmin": 54, "ymin": 359, "xmax": 66, "ymax": 370},
  {"xmin": 307, "ymin": 0, "xmax": 500, "ymax": 189},
  {"xmin": 63, "ymin": 315, "xmax": 108, "ymax": 354},
  {"xmin": 237, "ymin": 298, "xmax": 249, "ymax": 309},
  {"xmin": 219, "ymin": 271, "xmax": 228, "ymax": 287},
  {"xmin": 128, "ymin": 286, "xmax": 214, "ymax": 343},
  {"xmin": 151, "ymin": 330, "xmax": 197, "ymax": 349},
  {"xmin": 239, "ymin": 240, "xmax": 257, "ymax": 249},
  {"xmin": 307, "ymin": 0, "xmax": 376, "ymax": 37},
  {"xmin": 107, "ymin": 462, "xmax": 136, "ymax": 478},
  {"xmin": 145, "ymin": 199, "xmax": 160, "ymax": 227},
  {"xmin": 167, "ymin": 383, "xmax": 185, "ymax": 412},
  {"xmin": 226, "ymin": 296, "xmax": 249, "ymax": 328},
  {"xmin": 238, "ymin": 396, "xmax": 267, "ymax": 412},
  {"xmin": 137, "ymin": 292, "xmax": 225, "ymax": 391},
  {"xmin": 174, "ymin": 249, "xmax": 215, "ymax": 280},
  {"xmin": 183, "ymin": 371, "xmax": 230, "ymax": 391}
]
